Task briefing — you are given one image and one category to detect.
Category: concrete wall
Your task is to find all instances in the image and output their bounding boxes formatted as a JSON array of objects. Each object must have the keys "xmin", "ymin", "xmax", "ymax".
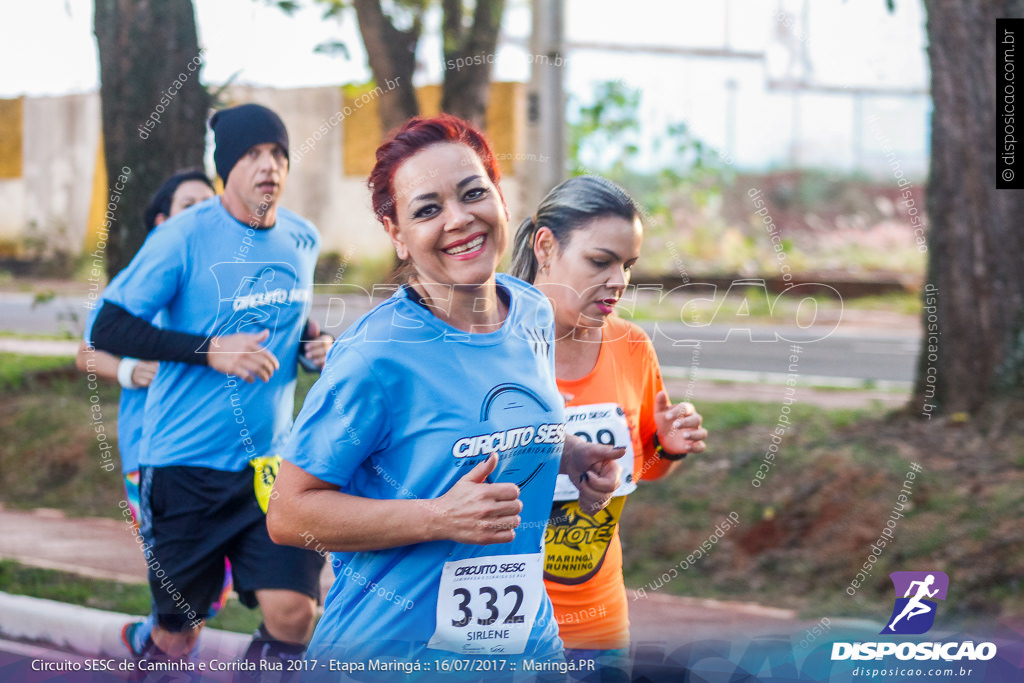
[
  {"xmin": 227, "ymin": 85, "xmax": 394, "ymax": 260},
  {"xmin": 0, "ymin": 83, "xmax": 526, "ymax": 263},
  {"xmin": 0, "ymin": 94, "xmax": 102, "ymax": 256}
]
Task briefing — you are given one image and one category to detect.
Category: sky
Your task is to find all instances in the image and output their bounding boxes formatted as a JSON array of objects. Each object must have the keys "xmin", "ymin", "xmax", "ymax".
[{"xmin": 1, "ymin": 0, "xmax": 930, "ymax": 174}]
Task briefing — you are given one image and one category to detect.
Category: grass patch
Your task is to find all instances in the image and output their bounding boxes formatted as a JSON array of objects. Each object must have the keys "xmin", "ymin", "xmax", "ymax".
[
  {"xmin": 0, "ymin": 357, "xmax": 123, "ymax": 516},
  {"xmin": 206, "ymin": 602, "xmax": 264, "ymax": 635},
  {"xmin": 0, "ymin": 559, "xmax": 150, "ymax": 614},
  {"xmin": 0, "ymin": 330, "xmax": 77, "ymax": 340},
  {"xmin": 0, "ymin": 358, "xmax": 319, "ymax": 518},
  {"xmin": 0, "ymin": 559, "xmax": 265, "ymax": 634},
  {"xmin": 0, "ymin": 353, "xmax": 76, "ymax": 392},
  {"xmin": 621, "ymin": 289, "xmax": 919, "ymax": 325},
  {"xmin": 621, "ymin": 399, "xmax": 1024, "ymax": 628}
]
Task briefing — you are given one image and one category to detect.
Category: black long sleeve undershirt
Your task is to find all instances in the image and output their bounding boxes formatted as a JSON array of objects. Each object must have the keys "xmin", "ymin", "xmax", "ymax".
[{"xmin": 90, "ymin": 301, "xmax": 212, "ymax": 365}]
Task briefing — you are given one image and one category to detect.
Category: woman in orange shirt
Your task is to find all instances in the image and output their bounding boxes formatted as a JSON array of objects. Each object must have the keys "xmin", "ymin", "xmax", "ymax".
[{"xmin": 511, "ymin": 175, "xmax": 708, "ymax": 681}]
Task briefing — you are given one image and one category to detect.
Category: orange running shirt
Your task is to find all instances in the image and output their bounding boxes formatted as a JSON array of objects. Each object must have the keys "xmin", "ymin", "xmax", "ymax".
[{"xmin": 543, "ymin": 315, "xmax": 673, "ymax": 649}]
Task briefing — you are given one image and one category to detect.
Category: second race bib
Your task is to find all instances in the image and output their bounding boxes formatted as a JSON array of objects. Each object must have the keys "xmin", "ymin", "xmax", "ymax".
[
  {"xmin": 250, "ymin": 454, "xmax": 281, "ymax": 513},
  {"xmin": 553, "ymin": 403, "xmax": 637, "ymax": 501}
]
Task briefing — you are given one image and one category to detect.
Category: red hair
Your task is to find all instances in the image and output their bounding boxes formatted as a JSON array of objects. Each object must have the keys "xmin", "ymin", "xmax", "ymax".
[{"xmin": 369, "ymin": 114, "xmax": 502, "ymax": 225}]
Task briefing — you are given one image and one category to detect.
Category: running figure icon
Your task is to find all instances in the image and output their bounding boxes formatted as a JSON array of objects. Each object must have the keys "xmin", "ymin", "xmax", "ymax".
[
  {"xmin": 881, "ymin": 570, "xmax": 949, "ymax": 635},
  {"xmin": 888, "ymin": 574, "xmax": 939, "ymax": 631}
]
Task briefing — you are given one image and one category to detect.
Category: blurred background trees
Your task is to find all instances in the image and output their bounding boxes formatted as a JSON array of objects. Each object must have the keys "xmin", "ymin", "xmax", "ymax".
[{"xmin": 94, "ymin": 0, "xmax": 209, "ymax": 278}]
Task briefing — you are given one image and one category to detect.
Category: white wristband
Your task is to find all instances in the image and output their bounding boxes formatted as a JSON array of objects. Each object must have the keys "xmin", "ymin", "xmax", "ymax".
[{"xmin": 118, "ymin": 357, "xmax": 141, "ymax": 389}]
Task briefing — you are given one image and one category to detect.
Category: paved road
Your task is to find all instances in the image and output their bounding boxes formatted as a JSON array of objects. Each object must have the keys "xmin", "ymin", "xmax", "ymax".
[
  {"xmin": 0, "ymin": 506, "xmax": 841, "ymax": 672},
  {"xmin": 1, "ymin": 292, "xmax": 919, "ymax": 388},
  {"xmin": 644, "ymin": 323, "xmax": 917, "ymax": 387}
]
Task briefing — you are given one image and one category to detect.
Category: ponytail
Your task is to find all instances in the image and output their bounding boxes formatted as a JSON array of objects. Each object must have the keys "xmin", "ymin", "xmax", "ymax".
[{"xmin": 510, "ymin": 216, "xmax": 540, "ymax": 282}]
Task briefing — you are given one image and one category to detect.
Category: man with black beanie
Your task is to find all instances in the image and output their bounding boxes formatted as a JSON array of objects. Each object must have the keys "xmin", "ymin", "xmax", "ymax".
[{"xmin": 87, "ymin": 103, "xmax": 328, "ymax": 678}]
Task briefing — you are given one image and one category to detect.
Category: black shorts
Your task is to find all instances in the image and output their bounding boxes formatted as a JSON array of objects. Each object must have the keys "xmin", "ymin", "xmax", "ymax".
[{"xmin": 138, "ymin": 464, "xmax": 324, "ymax": 632}]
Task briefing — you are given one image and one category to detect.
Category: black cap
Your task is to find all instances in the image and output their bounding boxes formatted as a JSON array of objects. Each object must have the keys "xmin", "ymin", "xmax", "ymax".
[
  {"xmin": 143, "ymin": 170, "xmax": 214, "ymax": 231},
  {"xmin": 210, "ymin": 104, "xmax": 289, "ymax": 185}
]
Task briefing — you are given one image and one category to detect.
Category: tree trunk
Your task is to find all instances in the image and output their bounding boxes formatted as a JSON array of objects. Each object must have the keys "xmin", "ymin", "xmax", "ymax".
[
  {"xmin": 94, "ymin": 0, "xmax": 210, "ymax": 279},
  {"xmin": 915, "ymin": 0, "xmax": 1024, "ymax": 415},
  {"xmin": 440, "ymin": 0, "xmax": 505, "ymax": 129},
  {"xmin": 351, "ymin": 0, "xmax": 423, "ymax": 135}
]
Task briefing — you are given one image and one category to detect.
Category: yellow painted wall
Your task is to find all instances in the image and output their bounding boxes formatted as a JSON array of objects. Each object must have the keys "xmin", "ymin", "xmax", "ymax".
[
  {"xmin": 0, "ymin": 97, "xmax": 23, "ymax": 179},
  {"xmin": 84, "ymin": 135, "xmax": 108, "ymax": 252},
  {"xmin": 343, "ymin": 82, "xmax": 523, "ymax": 178},
  {"xmin": 341, "ymin": 83, "xmax": 384, "ymax": 180}
]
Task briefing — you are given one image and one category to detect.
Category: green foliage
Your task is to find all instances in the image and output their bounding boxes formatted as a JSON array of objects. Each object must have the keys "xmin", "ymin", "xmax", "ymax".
[
  {"xmin": 0, "ymin": 559, "xmax": 151, "ymax": 615},
  {"xmin": 267, "ymin": 0, "xmax": 353, "ymax": 59},
  {"xmin": 264, "ymin": 0, "xmax": 304, "ymax": 14},
  {"xmin": 566, "ymin": 80, "xmax": 742, "ymax": 280},
  {"xmin": 564, "ymin": 81, "xmax": 927, "ymax": 281},
  {"xmin": 0, "ymin": 354, "xmax": 75, "ymax": 393},
  {"xmin": 568, "ymin": 81, "xmax": 642, "ymax": 175},
  {"xmin": 308, "ymin": 0, "xmax": 429, "ymax": 32},
  {"xmin": 314, "ymin": 40, "xmax": 351, "ymax": 59}
]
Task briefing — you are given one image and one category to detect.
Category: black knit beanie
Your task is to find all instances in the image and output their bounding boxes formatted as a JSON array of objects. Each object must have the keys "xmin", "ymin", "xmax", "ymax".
[{"xmin": 210, "ymin": 104, "xmax": 290, "ymax": 184}]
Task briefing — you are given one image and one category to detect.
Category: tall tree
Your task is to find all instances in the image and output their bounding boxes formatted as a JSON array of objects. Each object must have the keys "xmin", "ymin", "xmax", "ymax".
[
  {"xmin": 350, "ymin": 0, "xmax": 425, "ymax": 133},
  {"xmin": 309, "ymin": 0, "xmax": 506, "ymax": 133},
  {"xmin": 94, "ymin": 0, "xmax": 210, "ymax": 278},
  {"xmin": 914, "ymin": 0, "xmax": 1024, "ymax": 414},
  {"xmin": 440, "ymin": 0, "xmax": 505, "ymax": 128}
]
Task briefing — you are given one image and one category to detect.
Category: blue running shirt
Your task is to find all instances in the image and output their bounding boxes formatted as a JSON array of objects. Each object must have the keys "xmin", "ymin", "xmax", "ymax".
[
  {"xmin": 87, "ymin": 197, "xmax": 320, "ymax": 471},
  {"xmin": 283, "ymin": 273, "xmax": 566, "ymax": 672}
]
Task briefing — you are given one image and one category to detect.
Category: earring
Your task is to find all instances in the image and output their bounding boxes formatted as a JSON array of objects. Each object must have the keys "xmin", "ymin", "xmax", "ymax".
[{"xmin": 539, "ymin": 262, "xmax": 550, "ymax": 275}]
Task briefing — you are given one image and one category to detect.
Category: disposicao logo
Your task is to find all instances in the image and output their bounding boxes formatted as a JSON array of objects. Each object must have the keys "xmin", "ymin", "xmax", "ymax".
[
  {"xmin": 881, "ymin": 570, "xmax": 949, "ymax": 635},
  {"xmin": 831, "ymin": 571, "xmax": 998, "ymax": 663}
]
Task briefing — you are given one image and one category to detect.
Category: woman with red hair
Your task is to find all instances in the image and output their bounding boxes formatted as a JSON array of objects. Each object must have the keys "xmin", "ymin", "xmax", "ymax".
[{"xmin": 269, "ymin": 114, "xmax": 623, "ymax": 676}]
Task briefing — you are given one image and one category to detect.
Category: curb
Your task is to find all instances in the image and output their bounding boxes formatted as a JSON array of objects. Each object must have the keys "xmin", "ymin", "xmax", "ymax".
[
  {"xmin": 0, "ymin": 592, "xmax": 248, "ymax": 660},
  {"xmin": 0, "ymin": 339, "xmax": 78, "ymax": 356}
]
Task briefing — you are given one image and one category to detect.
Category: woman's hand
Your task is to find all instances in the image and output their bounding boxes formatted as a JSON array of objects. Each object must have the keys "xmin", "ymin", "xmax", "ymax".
[
  {"xmin": 131, "ymin": 360, "xmax": 159, "ymax": 387},
  {"xmin": 434, "ymin": 454, "xmax": 524, "ymax": 545},
  {"xmin": 561, "ymin": 434, "xmax": 623, "ymax": 514},
  {"xmin": 653, "ymin": 391, "xmax": 707, "ymax": 457},
  {"xmin": 300, "ymin": 319, "xmax": 334, "ymax": 370}
]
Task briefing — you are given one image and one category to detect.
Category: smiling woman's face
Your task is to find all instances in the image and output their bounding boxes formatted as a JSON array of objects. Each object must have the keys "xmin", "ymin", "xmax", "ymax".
[
  {"xmin": 384, "ymin": 142, "xmax": 508, "ymax": 290},
  {"xmin": 536, "ymin": 214, "xmax": 643, "ymax": 334}
]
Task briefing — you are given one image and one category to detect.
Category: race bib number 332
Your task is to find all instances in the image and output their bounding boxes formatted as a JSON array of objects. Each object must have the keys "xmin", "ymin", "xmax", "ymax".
[{"xmin": 427, "ymin": 553, "xmax": 542, "ymax": 656}]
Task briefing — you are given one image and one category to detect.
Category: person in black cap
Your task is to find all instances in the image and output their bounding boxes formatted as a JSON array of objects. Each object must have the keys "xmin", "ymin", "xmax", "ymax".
[{"xmin": 87, "ymin": 103, "xmax": 330, "ymax": 677}]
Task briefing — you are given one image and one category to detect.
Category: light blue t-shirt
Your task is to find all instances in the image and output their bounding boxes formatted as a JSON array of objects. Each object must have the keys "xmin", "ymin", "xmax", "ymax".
[
  {"xmin": 283, "ymin": 274, "xmax": 566, "ymax": 674},
  {"xmin": 116, "ymin": 388, "xmax": 146, "ymax": 473},
  {"xmin": 88, "ymin": 197, "xmax": 320, "ymax": 471}
]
